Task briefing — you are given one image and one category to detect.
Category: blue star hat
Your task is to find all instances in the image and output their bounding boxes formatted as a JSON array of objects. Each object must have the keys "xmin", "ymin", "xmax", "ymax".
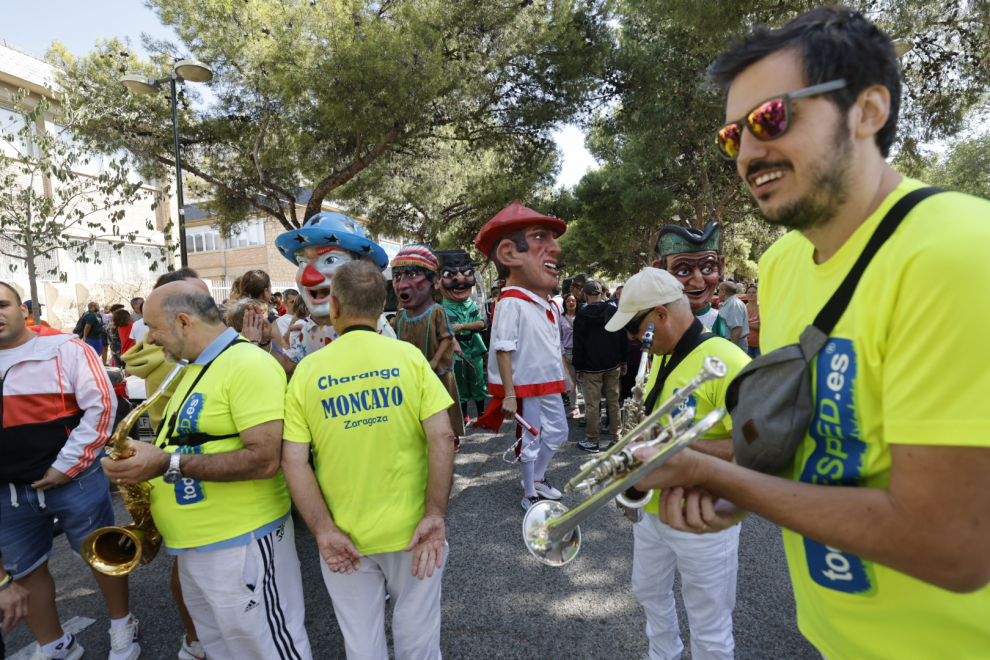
[{"xmin": 275, "ymin": 212, "xmax": 388, "ymax": 269}]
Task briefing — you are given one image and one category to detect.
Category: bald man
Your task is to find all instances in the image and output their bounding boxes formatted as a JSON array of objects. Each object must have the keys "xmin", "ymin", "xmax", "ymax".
[{"xmin": 103, "ymin": 281, "xmax": 313, "ymax": 660}]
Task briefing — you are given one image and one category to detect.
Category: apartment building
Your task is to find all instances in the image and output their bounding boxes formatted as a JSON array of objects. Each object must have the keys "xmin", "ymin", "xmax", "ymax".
[{"xmin": 0, "ymin": 38, "xmax": 176, "ymax": 330}]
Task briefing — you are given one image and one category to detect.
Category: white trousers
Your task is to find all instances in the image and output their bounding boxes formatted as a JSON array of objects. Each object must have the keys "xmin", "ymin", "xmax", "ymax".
[
  {"xmin": 177, "ymin": 517, "xmax": 313, "ymax": 660},
  {"xmin": 632, "ymin": 512, "xmax": 740, "ymax": 660},
  {"xmin": 320, "ymin": 543, "xmax": 448, "ymax": 660},
  {"xmin": 518, "ymin": 393, "xmax": 568, "ymax": 463}
]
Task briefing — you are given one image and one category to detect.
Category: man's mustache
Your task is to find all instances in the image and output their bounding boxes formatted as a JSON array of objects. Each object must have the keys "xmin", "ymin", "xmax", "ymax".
[{"xmin": 441, "ymin": 279, "xmax": 476, "ymax": 291}]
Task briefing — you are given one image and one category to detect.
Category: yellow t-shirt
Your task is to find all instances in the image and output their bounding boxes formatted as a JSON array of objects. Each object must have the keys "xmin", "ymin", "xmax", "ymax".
[
  {"xmin": 283, "ymin": 328, "xmax": 453, "ymax": 555},
  {"xmin": 759, "ymin": 177, "xmax": 990, "ymax": 659},
  {"xmin": 149, "ymin": 333, "xmax": 291, "ymax": 549},
  {"xmin": 641, "ymin": 333, "xmax": 750, "ymax": 515}
]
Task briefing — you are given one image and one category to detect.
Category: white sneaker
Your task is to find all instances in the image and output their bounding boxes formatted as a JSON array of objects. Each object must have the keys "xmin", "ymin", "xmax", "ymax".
[
  {"xmin": 108, "ymin": 616, "xmax": 141, "ymax": 660},
  {"xmin": 29, "ymin": 634, "xmax": 84, "ymax": 660},
  {"xmin": 521, "ymin": 495, "xmax": 541, "ymax": 511},
  {"xmin": 533, "ymin": 478, "xmax": 562, "ymax": 500},
  {"xmin": 178, "ymin": 634, "xmax": 207, "ymax": 660}
]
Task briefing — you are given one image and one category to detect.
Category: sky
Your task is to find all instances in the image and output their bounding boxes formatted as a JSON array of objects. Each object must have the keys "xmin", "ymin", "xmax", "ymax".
[{"xmin": 2, "ymin": 0, "xmax": 598, "ymax": 188}]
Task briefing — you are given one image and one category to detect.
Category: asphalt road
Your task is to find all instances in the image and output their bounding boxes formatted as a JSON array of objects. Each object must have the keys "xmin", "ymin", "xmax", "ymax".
[{"xmin": 3, "ymin": 408, "xmax": 821, "ymax": 659}]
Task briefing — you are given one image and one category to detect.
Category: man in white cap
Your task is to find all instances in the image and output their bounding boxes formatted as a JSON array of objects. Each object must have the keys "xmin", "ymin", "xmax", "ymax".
[{"xmin": 606, "ymin": 267, "xmax": 750, "ymax": 660}]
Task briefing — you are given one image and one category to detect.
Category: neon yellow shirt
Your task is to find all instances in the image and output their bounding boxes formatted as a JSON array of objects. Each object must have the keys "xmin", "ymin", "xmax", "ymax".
[
  {"xmin": 641, "ymin": 334, "xmax": 750, "ymax": 515},
  {"xmin": 149, "ymin": 332, "xmax": 291, "ymax": 549},
  {"xmin": 759, "ymin": 177, "xmax": 990, "ymax": 659},
  {"xmin": 283, "ymin": 328, "xmax": 453, "ymax": 555}
]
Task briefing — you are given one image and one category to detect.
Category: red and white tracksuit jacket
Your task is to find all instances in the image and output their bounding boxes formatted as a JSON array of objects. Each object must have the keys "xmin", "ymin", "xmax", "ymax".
[{"xmin": 0, "ymin": 326, "xmax": 116, "ymax": 484}]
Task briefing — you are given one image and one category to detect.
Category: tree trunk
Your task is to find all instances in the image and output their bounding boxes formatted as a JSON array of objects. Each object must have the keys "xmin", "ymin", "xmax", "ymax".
[
  {"xmin": 24, "ymin": 193, "xmax": 40, "ymax": 319},
  {"xmin": 25, "ymin": 237, "xmax": 39, "ymax": 320}
]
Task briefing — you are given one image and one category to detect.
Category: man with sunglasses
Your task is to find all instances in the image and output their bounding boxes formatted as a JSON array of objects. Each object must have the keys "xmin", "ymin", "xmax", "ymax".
[
  {"xmin": 635, "ymin": 7, "xmax": 990, "ymax": 660},
  {"xmin": 606, "ymin": 268, "xmax": 750, "ymax": 660}
]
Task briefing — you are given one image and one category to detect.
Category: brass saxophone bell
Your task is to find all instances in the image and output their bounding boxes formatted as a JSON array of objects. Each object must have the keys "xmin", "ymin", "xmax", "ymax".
[{"xmin": 81, "ymin": 524, "xmax": 156, "ymax": 576}]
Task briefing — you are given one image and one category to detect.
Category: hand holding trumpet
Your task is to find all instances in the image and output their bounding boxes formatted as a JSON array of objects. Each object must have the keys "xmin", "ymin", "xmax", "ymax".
[{"xmin": 632, "ymin": 445, "xmax": 747, "ymax": 534}]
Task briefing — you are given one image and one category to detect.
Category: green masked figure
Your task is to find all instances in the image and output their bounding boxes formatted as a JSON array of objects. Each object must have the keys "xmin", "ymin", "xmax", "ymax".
[
  {"xmin": 437, "ymin": 249, "xmax": 488, "ymax": 421},
  {"xmin": 655, "ymin": 222, "xmax": 728, "ymax": 338}
]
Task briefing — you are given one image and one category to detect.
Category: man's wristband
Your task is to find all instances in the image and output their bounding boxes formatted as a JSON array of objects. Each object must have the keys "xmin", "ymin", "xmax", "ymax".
[{"xmin": 0, "ymin": 571, "xmax": 13, "ymax": 591}]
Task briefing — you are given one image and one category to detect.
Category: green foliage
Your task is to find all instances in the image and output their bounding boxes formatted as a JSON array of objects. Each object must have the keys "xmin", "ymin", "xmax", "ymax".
[
  {"xmin": 0, "ymin": 92, "xmax": 168, "ymax": 307},
  {"xmin": 50, "ymin": 0, "xmax": 611, "ymax": 232},
  {"xmin": 560, "ymin": 0, "xmax": 990, "ymax": 278},
  {"xmin": 894, "ymin": 125, "xmax": 990, "ymax": 201},
  {"xmin": 335, "ymin": 129, "xmax": 560, "ymax": 249}
]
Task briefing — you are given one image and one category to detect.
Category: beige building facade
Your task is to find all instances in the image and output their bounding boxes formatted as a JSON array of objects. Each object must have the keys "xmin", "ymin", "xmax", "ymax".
[{"xmin": 0, "ymin": 38, "xmax": 177, "ymax": 329}]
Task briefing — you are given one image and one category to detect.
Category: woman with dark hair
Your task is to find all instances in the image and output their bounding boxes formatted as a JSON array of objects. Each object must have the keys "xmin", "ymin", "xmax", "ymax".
[
  {"xmin": 107, "ymin": 303, "xmax": 127, "ymax": 366},
  {"xmin": 559, "ymin": 294, "xmax": 581, "ymax": 418},
  {"xmin": 113, "ymin": 308, "xmax": 134, "ymax": 366},
  {"xmin": 238, "ymin": 269, "xmax": 272, "ymax": 302}
]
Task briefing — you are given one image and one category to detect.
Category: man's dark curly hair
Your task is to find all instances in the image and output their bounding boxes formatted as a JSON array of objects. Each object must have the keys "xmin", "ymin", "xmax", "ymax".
[{"xmin": 709, "ymin": 5, "xmax": 901, "ymax": 157}]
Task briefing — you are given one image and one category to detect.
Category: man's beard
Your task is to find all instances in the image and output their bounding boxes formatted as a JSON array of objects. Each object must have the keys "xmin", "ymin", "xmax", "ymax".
[{"xmin": 758, "ymin": 120, "xmax": 852, "ymax": 232}]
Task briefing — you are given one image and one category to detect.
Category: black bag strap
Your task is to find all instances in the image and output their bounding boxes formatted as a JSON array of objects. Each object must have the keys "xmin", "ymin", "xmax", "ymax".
[
  {"xmin": 644, "ymin": 318, "xmax": 715, "ymax": 414},
  {"xmin": 156, "ymin": 338, "xmax": 249, "ymax": 447},
  {"xmin": 813, "ymin": 187, "xmax": 943, "ymax": 334}
]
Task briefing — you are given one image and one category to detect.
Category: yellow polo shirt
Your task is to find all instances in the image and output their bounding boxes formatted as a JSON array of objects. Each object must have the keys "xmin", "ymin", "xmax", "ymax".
[
  {"xmin": 759, "ymin": 177, "xmax": 990, "ymax": 659},
  {"xmin": 283, "ymin": 328, "xmax": 453, "ymax": 555},
  {"xmin": 149, "ymin": 330, "xmax": 291, "ymax": 550},
  {"xmin": 640, "ymin": 335, "xmax": 750, "ymax": 515}
]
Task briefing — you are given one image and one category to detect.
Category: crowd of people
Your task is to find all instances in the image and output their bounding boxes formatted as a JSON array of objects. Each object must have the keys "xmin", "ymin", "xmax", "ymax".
[{"xmin": 1, "ymin": 7, "xmax": 989, "ymax": 660}]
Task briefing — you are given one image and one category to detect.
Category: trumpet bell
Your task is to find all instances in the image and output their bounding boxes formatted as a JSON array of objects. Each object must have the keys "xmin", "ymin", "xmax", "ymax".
[
  {"xmin": 523, "ymin": 500, "xmax": 581, "ymax": 566},
  {"xmin": 80, "ymin": 525, "xmax": 153, "ymax": 576}
]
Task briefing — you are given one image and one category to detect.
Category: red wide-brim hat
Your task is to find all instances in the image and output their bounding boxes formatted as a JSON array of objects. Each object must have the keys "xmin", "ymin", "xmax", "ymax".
[{"xmin": 474, "ymin": 200, "xmax": 567, "ymax": 256}]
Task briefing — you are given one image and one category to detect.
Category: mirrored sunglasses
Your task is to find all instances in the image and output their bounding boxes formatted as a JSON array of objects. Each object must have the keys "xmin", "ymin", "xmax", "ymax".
[{"xmin": 713, "ymin": 79, "xmax": 848, "ymax": 160}]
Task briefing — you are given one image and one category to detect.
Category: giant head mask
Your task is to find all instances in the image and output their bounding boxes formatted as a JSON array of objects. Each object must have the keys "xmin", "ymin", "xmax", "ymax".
[
  {"xmin": 390, "ymin": 244, "xmax": 439, "ymax": 317},
  {"xmin": 436, "ymin": 249, "xmax": 479, "ymax": 303},
  {"xmin": 474, "ymin": 200, "xmax": 567, "ymax": 300},
  {"xmin": 654, "ymin": 222, "xmax": 724, "ymax": 314},
  {"xmin": 275, "ymin": 212, "xmax": 388, "ymax": 318}
]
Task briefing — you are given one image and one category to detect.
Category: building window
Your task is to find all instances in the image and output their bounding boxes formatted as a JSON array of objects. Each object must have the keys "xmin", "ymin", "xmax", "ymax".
[
  {"xmin": 186, "ymin": 227, "xmax": 222, "ymax": 254},
  {"xmin": 223, "ymin": 219, "xmax": 265, "ymax": 250},
  {"xmin": 0, "ymin": 105, "xmax": 38, "ymax": 160}
]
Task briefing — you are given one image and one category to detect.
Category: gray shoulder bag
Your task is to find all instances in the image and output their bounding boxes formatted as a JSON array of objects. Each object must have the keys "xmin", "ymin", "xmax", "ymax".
[{"xmin": 726, "ymin": 187, "xmax": 943, "ymax": 474}]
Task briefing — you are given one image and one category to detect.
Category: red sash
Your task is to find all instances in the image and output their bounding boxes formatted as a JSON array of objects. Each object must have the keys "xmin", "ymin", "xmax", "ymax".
[{"xmin": 475, "ymin": 288, "xmax": 560, "ymax": 434}]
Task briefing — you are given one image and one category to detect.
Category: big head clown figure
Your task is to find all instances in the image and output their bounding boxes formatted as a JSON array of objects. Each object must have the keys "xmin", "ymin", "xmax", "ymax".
[
  {"xmin": 473, "ymin": 200, "xmax": 573, "ymax": 512},
  {"xmin": 436, "ymin": 249, "xmax": 488, "ymax": 422},
  {"xmin": 653, "ymin": 221, "xmax": 728, "ymax": 338},
  {"xmin": 275, "ymin": 212, "xmax": 395, "ymax": 362}
]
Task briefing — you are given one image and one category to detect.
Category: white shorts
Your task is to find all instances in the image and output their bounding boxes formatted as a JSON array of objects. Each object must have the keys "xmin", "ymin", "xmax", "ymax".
[
  {"xmin": 176, "ymin": 517, "xmax": 313, "ymax": 660},
  {"xmin": 632, "ymin": 512, "xmax": 739, "ymax": 660},
  {"xmin": 517, "ymin": 393, "xmax": 568, "ymax": 463},
  {"xmin": 320, "ymin": 543, "xmax": 448, "ymax": 660}
]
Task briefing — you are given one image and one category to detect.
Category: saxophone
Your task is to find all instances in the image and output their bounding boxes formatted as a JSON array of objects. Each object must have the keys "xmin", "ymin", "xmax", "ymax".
[
  {"xmin": 81, "ymin": 360, "xmax": 189, "ymax": 576},
  {"xmin": 616, "ymin": 324, "xmax": 655, "ymax": 522}
]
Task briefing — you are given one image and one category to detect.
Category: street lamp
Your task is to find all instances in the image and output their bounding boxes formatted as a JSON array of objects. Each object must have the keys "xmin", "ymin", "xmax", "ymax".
[{"xmin": 120, "ymin": 59, "xmax": 213, "ymax": 267}]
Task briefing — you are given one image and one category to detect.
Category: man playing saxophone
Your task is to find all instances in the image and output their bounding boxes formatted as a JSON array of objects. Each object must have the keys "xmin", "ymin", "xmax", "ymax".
[
  {"xmin": 101, "ymin": 281, "xmax": 312, "ymax": 660},
  {"xmin": 605, "ymin": 269, "xmax": 750, "ymax": 660}
]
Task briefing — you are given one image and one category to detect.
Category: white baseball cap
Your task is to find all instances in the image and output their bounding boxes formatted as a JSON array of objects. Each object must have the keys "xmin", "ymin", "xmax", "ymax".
[{"xmin": 605, "ymin": 268, "xmax": 685, "ymax": 332}]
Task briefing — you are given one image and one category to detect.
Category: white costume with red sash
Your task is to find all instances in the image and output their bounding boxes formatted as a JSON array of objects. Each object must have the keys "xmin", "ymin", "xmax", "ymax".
[{"xmin": 476, "ymin": 287, "xmax": 567, "ymax": 464}]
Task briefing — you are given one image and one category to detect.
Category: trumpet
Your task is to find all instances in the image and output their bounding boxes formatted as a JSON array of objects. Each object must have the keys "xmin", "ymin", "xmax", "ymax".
[
  {"xmin": 81, "ymin": 360, "xmax": 188, "ymax": 576},
  {"xmin": 522, "ymin": 356, "xmax": 727, "ymax": 566},
  {"xmin": 616, "ymin": 322, "xmax": 656, "ymax": 522}
]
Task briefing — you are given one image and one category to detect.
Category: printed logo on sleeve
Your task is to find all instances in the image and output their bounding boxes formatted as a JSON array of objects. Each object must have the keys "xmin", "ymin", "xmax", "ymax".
[{"xmin": 800, "ymin": 338, "xmax": 875, "ymax": 595}]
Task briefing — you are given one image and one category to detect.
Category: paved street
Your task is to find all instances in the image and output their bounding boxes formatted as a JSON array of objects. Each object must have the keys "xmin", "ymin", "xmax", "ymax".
[{"xmin": 4, "ymin": 411, "xmax": 820, "ymax": 659}]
